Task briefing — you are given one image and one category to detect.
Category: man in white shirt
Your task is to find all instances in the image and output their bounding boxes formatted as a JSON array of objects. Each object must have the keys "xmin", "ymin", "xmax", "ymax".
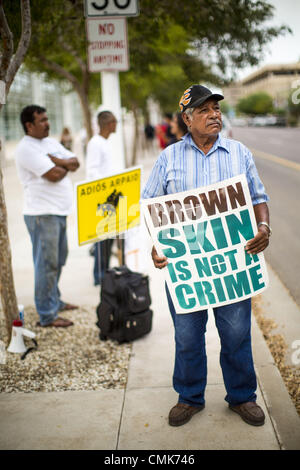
[
  {"xmin": 86, "ymin": 111, "xmax": 117, "ymax": 285},
  {"xmin": 16, "ymin": 105, "xmax": 80, "ymax": 327}
]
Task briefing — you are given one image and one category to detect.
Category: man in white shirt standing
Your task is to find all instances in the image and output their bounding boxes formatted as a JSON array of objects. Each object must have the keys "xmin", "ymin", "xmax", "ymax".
[
  {"xmin": 16, "ymin": 105, "xmax": 80, "ymax": 327},
  {"xmin": 86, "ymin": 111, "xmax": 117, "ymax": 285}
]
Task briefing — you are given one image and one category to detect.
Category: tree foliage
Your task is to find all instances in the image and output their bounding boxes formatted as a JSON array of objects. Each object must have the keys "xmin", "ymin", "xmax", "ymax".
[
  {"xmin": 128, "ymin": 0, "xmax": 290, "ymax": 78},
  {"xmin": 237, "ymin": 92, "xmax": 274, "ymax": 115},
  {"xmin": 3, "ymin": 0, "xmax": 290, "ymax": 123},
  {"xmin": 120, "ymin": 21, "xmax": 220, "ymax": 115}
]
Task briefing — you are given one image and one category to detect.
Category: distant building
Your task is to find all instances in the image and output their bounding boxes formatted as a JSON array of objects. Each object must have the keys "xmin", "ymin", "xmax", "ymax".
[
  {"xmin": 0, "ymin": 68, "xmax": 83, "ymax": 162},
  {"xmin": 224, "ymin": 62, "xmax": 300, "ymax": 108}
]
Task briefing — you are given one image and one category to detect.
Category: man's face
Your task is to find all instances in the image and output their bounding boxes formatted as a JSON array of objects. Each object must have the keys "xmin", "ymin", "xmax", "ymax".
[
  {"xmin": 108, "ymin": 115, "xmax": 117, "ymax": 133},
  {"xmin": 26, "ymin": 111, "xmax": 50, "ymax": 139},
  {"xmin": 183, "ymin": 98, "xmax": 222, "ymax": 138}
]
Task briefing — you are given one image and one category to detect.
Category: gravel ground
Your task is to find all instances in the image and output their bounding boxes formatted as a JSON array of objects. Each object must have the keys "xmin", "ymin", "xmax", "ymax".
[
  {"xmin": 0, "ymin": 306, "xmax": 131, "ymax": 392},
  {"xmin": 252, "ymin": 296, "xmax": 300, "ymax": 417},
  {"xmin": 1, "ymin": 299, "xmax": 299, "ymax": 419}
]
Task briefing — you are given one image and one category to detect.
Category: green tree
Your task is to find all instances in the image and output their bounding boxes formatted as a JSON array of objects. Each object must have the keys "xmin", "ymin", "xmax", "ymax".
[
  {"xmin": 4, "ymin": 0, "xmax": 290, "ymax": 142},
  {"xmin": 237, "ymin": 92, "xmax": 274, "ymax": 115},
  {"xmin": 120, "ymin": 20, "xmax": 221, "ymax": 163},
  {"xmin": 220, "ymin": 100, "xmax": 231, "ymax": 116}
]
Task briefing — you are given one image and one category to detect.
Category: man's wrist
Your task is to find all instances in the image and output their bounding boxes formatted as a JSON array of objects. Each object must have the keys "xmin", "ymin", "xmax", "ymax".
[{"xmin": 258, "ymin": 221, "xmax": 272, "ymax": 237}]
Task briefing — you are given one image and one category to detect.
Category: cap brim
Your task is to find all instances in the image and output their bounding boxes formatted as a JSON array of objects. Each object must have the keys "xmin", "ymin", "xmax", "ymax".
[{"xmin": 192, "ymin": 93, "xmax": 224, "ymax": 109}]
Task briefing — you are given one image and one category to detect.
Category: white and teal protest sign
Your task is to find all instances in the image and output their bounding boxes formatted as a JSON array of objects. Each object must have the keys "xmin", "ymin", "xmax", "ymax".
[{"xmin": 142, "ymin": 174, "xmax": 269, "ymax": 314}]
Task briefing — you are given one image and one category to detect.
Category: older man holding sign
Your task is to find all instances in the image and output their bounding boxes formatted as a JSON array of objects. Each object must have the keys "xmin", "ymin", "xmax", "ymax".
[{"xmin": 142, "ymin": 85, "xmax": 271, "ymax": 427}]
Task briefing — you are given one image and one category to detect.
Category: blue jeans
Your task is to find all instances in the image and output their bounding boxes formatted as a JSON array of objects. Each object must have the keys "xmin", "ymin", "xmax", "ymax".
[
  {"xmin": 24, "ymin": 215, "xmax": 68, "ymax": 326},
  {"xmin": 166, "ymin": 286, "xmax": 257, "ymax": 407},
  {"xmin": 94, "ymin": 239, "xmax": 114, "ymax": 285}
]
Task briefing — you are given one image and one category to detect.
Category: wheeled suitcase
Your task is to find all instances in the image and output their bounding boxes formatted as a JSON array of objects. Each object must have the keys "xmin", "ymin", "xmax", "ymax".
[{"xmin": 96, "ymin": 266, "xmax": 153, "ymax": 343}]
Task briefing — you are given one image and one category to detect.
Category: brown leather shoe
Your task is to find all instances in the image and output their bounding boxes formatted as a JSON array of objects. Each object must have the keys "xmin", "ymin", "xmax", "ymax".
[
  {"xmin": 229, "ymin": 402, "xmax": 265, "ymax": 426},
  {"xmin": 168, "ymin": 403, "xmax": 205, "ymax": 427},
  {"xmin": 36, "ymin": 317, "xmax": 74, "ymax": 328},
  {"xmin": 59, "ymin": 303, "xmax": 79, "ymax": 311}
]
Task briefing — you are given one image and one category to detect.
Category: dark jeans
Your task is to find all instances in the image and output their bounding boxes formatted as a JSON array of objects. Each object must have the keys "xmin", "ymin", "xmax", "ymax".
[
  {"xmin": 165, "ymin": 286, "xmax": 257, "ymax": 407},
  {"xmin": 24, "ymin": 215, "xmax": 68, "ymax": 326},
  {"xmin": 94, "ymin": 239, "xmax": 114, "ymax": 285}
]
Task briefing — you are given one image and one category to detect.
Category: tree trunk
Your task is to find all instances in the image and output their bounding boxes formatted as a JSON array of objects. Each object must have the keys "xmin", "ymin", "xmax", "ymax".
[
  {"xmin": 131, "ymin": 107, "xmax": 140, "ymax": 166},
  {"xmin": 76, "ymin": 86, "xmax": 93, "ymax": 141},
  {"xmin": 0, "ymin": 159, "xmax": 18, "ymax": 344},
  {"xmin": 0, "ymin": 0, "xmax": 31, "ymax": 343}
]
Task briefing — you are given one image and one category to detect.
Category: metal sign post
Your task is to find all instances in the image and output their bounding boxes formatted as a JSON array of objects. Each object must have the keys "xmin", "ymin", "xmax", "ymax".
[{"xmin": 84, "ymin": 0, "xmax": 140, "ymax": 270}]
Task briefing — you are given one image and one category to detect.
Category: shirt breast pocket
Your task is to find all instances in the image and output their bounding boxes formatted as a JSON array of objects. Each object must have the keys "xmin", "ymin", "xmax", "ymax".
[{"xmin": 165, "ymin": 167, "xmax": 186, "ymax": 194}]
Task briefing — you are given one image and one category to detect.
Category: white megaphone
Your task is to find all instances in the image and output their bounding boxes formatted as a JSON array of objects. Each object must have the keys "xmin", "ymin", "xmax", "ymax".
[{"xmin": 7, "ymin": 320, "xmax": 37, "ymax": 355}]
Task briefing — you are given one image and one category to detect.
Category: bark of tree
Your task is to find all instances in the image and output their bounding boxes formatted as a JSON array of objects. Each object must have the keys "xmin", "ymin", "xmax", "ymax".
[
  {"xmin": 0, "ymin": 166, "xmax": 19, "ymax": 343},
  {"xmin": 0, "ymin": 0, "xmax": 31, "ymax": 343}
]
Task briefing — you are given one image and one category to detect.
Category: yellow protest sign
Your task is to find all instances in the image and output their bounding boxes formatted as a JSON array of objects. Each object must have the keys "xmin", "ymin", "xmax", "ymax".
[{"xmin": 75, "ymin": 166, "xmax": 141, "ymax": 246}]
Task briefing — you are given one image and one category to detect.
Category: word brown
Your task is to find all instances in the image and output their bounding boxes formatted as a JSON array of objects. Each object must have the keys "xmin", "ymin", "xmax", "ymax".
[{"xmin": 147, "ymin": 182, "xmax": 246, "ymax": 227}]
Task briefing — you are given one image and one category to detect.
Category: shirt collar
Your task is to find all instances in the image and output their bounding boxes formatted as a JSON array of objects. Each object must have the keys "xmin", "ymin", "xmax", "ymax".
[{"xmin": 183, "ymin": 132, "xmax": 230, "ymax": 154}]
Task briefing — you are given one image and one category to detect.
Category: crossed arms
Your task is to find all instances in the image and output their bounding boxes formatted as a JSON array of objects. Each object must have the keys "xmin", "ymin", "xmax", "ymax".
[{"xmin": 43, "ymin": 154, "xmax": 80, "ymax": 182}]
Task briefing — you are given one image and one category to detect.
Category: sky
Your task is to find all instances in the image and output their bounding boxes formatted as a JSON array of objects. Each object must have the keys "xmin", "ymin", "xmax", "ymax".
[{"xmin": 237, "ymin": 0, "xmax": 300, "ymax": 80}]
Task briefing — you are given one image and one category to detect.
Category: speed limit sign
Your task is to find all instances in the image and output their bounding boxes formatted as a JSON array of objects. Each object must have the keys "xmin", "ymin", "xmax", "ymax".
[{"xmin": 85, "ymin": 0, "xmax": 139, "ymax": 17}]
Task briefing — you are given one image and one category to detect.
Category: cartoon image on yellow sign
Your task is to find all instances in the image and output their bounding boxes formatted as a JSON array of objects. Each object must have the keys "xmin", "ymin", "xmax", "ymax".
[{"xmin": 75, "ymin": 167, "xmax": 141, "ymax": 246}]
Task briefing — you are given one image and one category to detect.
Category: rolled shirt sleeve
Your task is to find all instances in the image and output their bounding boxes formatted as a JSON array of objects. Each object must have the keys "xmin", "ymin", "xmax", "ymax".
[
  {"xmin": 16, "ymin": 147, "xmax": 54, "ymax": 177},
  {"xmin": 245, "ymin": 149, "xmax": 269, "ymax": 205}
]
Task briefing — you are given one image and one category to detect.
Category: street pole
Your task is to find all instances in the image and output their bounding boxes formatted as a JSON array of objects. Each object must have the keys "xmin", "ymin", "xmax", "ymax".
[
  {"xmin": 100, "ymin": 70, "xmax": 125, "ymax": 171},
  {"xmin": 100, "ymin": 69, "xmax": 126, "ymax": 265}
]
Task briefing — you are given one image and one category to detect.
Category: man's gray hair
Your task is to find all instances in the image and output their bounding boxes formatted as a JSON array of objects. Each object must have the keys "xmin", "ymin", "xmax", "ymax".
[{"xmin": 184, "ymin": 107, "xmax": 194, "ymax": 120}]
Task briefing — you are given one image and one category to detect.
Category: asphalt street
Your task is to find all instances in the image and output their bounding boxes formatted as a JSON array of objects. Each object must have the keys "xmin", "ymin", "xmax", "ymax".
[{"xmin": 232, "ymin": 125, "xmax": 300, "ymax": 307}]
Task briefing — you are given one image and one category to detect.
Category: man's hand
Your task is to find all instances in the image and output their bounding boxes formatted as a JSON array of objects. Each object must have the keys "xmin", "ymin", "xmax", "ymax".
[
  {"xmin": 245, "ymin": 226, "xmax": 269, "ymax": 254},
  {"xmin": 151, "ymin": 246, "xmax": 168, "ymax": 269},
  {"xmin": 64, "ymin": 157, "xmax": 80, "ymax": 171},
  {"xmin": 246, "ymin": 202, "xmax": 270, "ymax": 254}
]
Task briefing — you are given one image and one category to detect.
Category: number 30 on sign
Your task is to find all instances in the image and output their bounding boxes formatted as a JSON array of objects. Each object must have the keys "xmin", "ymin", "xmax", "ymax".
[{"xmin": 85, "ymin": 0, "xmax": 139, "ymax": 17}]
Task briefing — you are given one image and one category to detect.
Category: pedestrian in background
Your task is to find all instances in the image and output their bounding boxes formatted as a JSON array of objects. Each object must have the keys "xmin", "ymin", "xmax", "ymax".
[
  {"xmin": 144, "ymin": 120, "xmax": 155, "ymax": 153},
  {"xmin": 155, "ymin": 113, "xmax": 175, "ymax": 149},
  {"xmin": 85, "ymin": 110, "xmax": 118, "ymax": 286},
  {"xmin": 15, "ymin": 105, "xmax": 80, "ymax": 328},
  {"xmin": 60, "ymin": 126, "xmax": 73, "ymax": 151},
  {"xmin": 142, "ymin": 85, "xmax": 271, "ymax": 428},
  {"xmin": 169, "ymin": 112, "xmax": 188, "ymax": 144}
]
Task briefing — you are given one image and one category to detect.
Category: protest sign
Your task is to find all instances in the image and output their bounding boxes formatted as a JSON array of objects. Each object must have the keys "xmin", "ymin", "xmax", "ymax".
[
  {"xmin": 141, "ymin": 174, "xmax": 269, "ymax": 314},
  {"xmin": 75, "ymin": 166, "xmax": 141, "ymax": 246}
]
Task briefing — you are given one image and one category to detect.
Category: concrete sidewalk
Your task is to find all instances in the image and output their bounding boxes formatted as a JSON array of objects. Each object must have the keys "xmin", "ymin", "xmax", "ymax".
[{"xmin": 1, "ymin": 155, "xmax": 300, "ymax": 450}]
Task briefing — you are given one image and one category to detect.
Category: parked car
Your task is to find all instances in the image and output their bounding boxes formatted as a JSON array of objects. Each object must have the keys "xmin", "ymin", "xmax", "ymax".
[
  {"xmin": 231, "ymin": 117, "xmax": 248, "ymax": 127},
  {"xmin": 251, "ymin": 116, "xmax": 277, "ymax": 126},
  {"xmin": 274, "ymin": 116, "xmax": 287, "ymax": 127}
]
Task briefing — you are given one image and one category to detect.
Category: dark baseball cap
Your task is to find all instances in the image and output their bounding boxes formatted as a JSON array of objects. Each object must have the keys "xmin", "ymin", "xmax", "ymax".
[{"xmin": 179, "ymin": 85, "xmax": 224, "ymax": 112}]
